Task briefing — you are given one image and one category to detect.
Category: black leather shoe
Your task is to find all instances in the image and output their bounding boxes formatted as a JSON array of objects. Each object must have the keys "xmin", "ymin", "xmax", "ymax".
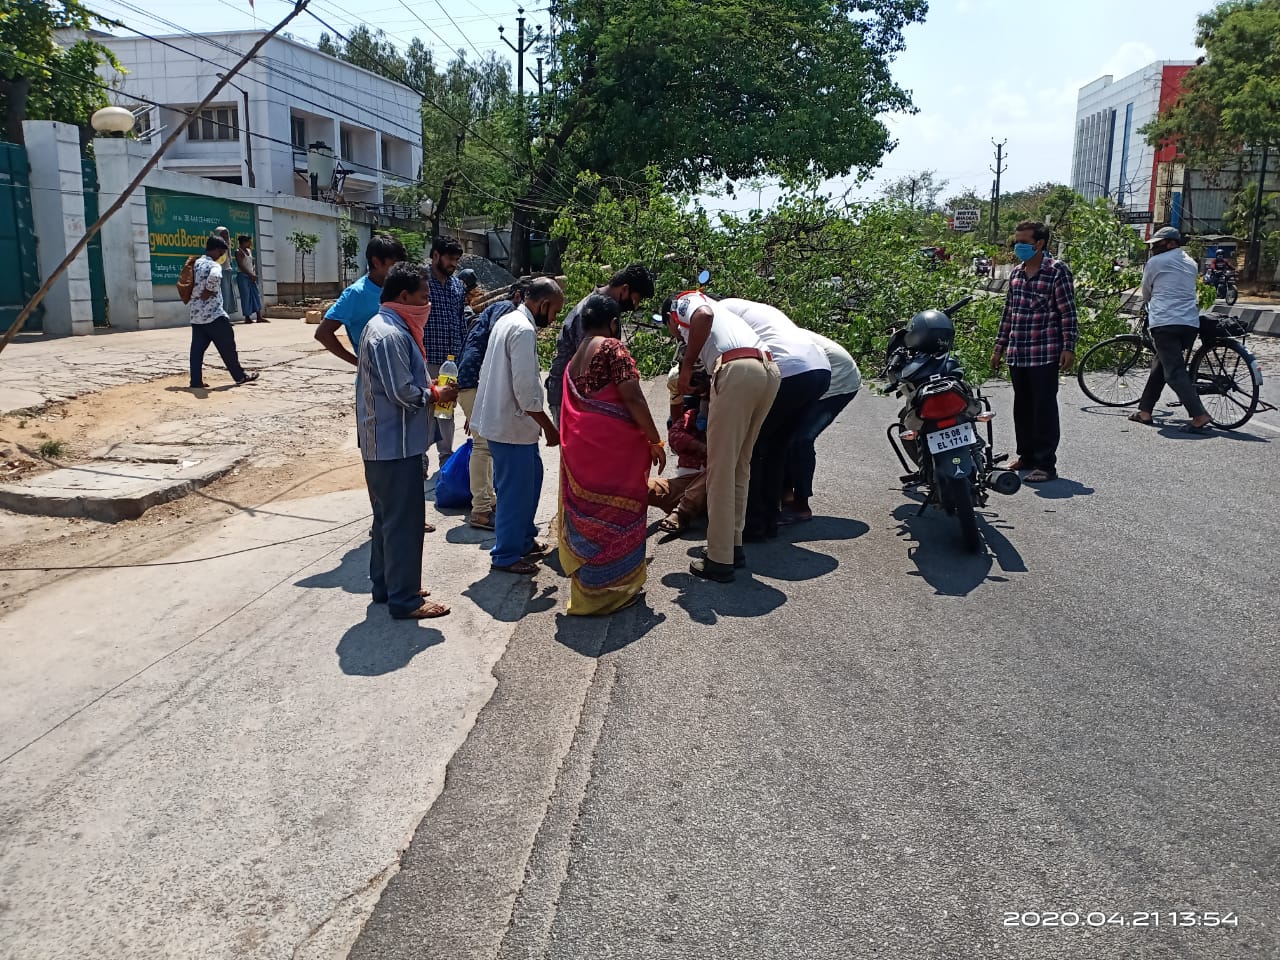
[{"xmin": 690, "ymin": 558, "xmax": 735, "ymax": 583}]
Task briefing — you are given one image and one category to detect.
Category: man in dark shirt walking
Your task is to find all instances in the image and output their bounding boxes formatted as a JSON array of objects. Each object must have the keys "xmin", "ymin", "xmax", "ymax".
[{"xmin": 991, "ymin": 220, "xmax": 1078, "ymax": 483}]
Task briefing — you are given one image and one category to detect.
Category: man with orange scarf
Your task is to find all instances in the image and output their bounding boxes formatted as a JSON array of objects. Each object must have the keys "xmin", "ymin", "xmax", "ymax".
[{"xmin": 355, "ymin": 263, "xmax": 457, "ymax": 619}]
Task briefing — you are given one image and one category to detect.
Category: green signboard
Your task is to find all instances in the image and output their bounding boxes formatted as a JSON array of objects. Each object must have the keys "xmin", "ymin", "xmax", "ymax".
[{"xmin": 145, "ymin": 187, "xmax": 256, "ymax": 285}]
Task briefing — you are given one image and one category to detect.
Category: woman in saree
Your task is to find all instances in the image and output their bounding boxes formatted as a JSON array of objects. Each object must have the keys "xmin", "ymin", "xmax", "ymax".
[{"xmin": 559, "ymin": 294, "xmax": 667, "ymax": 615}]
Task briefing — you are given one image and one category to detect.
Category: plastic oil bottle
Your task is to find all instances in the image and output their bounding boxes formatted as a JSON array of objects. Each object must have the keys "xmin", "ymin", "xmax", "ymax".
[{"xmin": 434, "ymin": 355, "xmax": 458, "ymax": 419}]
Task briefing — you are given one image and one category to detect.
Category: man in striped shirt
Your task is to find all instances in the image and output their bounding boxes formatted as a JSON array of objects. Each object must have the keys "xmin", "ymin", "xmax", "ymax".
[
  {"xmin": 991, "ymin": 220, "xmax": 1079, "ymax": 484},
  {"xmin": 356, "ymin": 263, "xmax": 457, "ymax": 619}
]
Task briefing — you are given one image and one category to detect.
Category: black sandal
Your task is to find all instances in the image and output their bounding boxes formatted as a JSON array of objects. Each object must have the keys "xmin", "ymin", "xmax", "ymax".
[{"xmin": 1127, "ymin": 412, "xmax": 1155, "ymax": 425}]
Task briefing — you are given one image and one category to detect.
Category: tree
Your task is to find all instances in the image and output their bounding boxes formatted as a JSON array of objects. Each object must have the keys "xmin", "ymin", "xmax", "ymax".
[
  {"xmin": 520, "ymin": 0, "xmax": 928, "ymax": 273},
  {"xmin": 881, "ymin": 169, "xmax": 948, "ymax": 210},
  {"xmin": 1144, "ymin": 0, "xmax": 1280, "ymax": 278},
  {"xmin": 0, "ymin": 0, "xmax": 121, "ymax": 144},
  {"xmin": 286, "ymin": 230, "xmax": 320, "ymax": 300}
]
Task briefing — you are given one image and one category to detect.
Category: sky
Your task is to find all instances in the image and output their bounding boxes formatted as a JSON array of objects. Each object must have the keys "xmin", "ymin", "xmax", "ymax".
[{"xmin": 91, "ymin": 0, "xmax": 1213, "ymax": 212}]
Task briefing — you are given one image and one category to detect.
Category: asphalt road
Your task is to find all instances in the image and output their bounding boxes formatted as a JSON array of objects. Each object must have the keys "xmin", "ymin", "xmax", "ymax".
[{"xmin": 351, "ymin": 367, "xmax": 1280, "ymax": 960}]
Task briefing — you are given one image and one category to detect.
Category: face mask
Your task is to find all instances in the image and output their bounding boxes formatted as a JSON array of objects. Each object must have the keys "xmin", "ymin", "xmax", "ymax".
[
  {"xmin": 532, "ymin": 306, "xmax": 553, "ymax": 329},
  {"xmin": 1013, "ymin": 242, "xmax": 1039, "ymax": 262}
]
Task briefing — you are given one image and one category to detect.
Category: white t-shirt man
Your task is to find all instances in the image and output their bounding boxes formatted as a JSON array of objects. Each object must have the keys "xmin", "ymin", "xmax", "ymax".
[
  {"xmin": 806, "ymin": 331, "xmax": 862, "ymax": 398},
  {"xmin": 189, "ymin": 255, "xmax": 226, "ymax": 325},
  {"xmin": 471, "ymin": 304, "xmax": 545, "ymax": 445},
  {"xmin": 718, "ymin": 298, "xmax": 830, "ymax": 379},
  {"xmin": 671, "ymin": 292, "xmax": 764, "ymax": 370},
  {"xmin": 1141, "ymin": 248, "xmax": 1201, "ymax": 329}
]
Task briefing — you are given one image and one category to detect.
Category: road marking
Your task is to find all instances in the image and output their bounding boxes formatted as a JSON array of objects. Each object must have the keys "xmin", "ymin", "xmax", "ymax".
[{"xmin": 1248, "ymin": 418, "xmax": 1280, "ymax": 434}]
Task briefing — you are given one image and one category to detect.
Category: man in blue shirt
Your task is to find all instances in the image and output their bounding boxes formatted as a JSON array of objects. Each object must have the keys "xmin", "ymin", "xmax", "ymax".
[
  {"xmin": 457, "ymin": 279, "xmax": 529, "ymax": 530},
  {"xmin": 423, "ymin": 236, "xmax": 468, "ymax": 473},
  {"xmin": 315, "ymin": 235, "xmax": 407, "ymax": 366},
  {"xmin": 357, "ymin": 262, "xmax": 457, "ymax": 619}
]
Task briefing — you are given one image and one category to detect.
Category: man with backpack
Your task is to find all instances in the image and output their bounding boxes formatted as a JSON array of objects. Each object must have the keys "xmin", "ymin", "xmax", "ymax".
[{"xmin": 185, "ymin": 235, "xmax": 258, "ymax": 389}]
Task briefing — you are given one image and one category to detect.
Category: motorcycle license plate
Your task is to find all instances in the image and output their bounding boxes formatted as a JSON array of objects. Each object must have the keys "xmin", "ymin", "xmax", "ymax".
[{"xmin": 926, "ymin": 422, "xmax": 976, "ymax": 454}]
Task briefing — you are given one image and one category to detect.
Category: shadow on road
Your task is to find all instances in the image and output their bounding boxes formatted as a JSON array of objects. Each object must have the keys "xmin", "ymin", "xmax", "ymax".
[
  {"xmin": 335, "ymin": 607, "xmax": 444, "ymax": 675},
  {"xmin": 463, "ymin": 569, "xmax": 559, "ymax": 622},
  {"xmin": 553, "ymin": 600, "xmax": 667, "ymax": 658},
  {"xmin": 1029, "ymin": 476, "xmax": 1095, "ymax": 500},
  {"xmin": 660, "ymin": 571, "xmax": 787, "ymax": 625},
  {"xmin": 297, "ymin": 543, "xmax": 371, "ymax": 595},
  {"xmin": 893, "ymin": 503, "xmax": 1027, "ymax": 596},
  {"xmin": 1157, "ymin": 424, "xmax": 1270, "ymax": 443}
]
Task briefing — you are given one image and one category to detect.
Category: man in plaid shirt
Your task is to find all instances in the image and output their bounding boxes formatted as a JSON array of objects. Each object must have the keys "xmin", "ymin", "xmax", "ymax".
[
  {"xmin": 424, "ymin": 236, "xmax": 468, "ymax": 473},
  {"xmin": 991, "ymin": 220, "xmax": 1078, "ymax": 483}
]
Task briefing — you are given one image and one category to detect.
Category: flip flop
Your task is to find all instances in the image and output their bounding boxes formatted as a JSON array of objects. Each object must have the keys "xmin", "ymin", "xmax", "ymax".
[
  {"xmin": 235, "ymin": 371, "xmax": 260, "ymax": 385},
  {"xmin": 393, "ymin": 601, "xmax": 450, "ymax": 619},
  {"xmin": 1127, "ymin": 412, "xmax": 1155, "ymax": 425},
  {"xmin": 423, "ymin": 522, "xmax": 437, "ymax": 533},
  {"xmin": 524, "ymin": 539, "xmax": 552, "ymax": 559},
  {"xmin": 492, "ymin": 559, "xmax": 539, "ymax": 575},
  {"xmin": 1181, "ymin": 421, "xmax": 1214, "ymax": 434},
  {"xmin": 1024, "ymin": 469, "xmax": 1056, "ymax": 483},
  {"xmin": 657, "ymin": 512, "xmax": 686, "ymax": 533}
]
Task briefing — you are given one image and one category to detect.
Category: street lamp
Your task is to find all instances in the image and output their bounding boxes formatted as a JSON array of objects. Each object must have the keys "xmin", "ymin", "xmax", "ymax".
[
  {"xmin": 90, "ymin": 106, "xmax": 135, "ymax": 135},
  {"xmin": 216, "ymin": 72, "xmax": 255, "ymax": 188}
]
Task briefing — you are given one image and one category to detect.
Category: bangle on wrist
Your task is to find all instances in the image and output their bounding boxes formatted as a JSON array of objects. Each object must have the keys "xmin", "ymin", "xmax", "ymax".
[{"xmin": 650, "ymin": 439, "xmax": 664, "ymax": 448}]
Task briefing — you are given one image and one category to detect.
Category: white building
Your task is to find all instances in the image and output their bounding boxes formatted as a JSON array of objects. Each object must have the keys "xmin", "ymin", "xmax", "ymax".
[
  {"xmin": 91, "ymin": 30, "xmax": 423, "ymax": 206},
  {"xmin": 1071, "ymin": 61, "xmax": 1194, "ymax": 213}
]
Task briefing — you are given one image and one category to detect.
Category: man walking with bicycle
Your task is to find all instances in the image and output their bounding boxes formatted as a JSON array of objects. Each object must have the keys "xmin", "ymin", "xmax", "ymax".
[{"xmin": 1129, "ymin": 227, "xmax": 1213, "ymax": 434}]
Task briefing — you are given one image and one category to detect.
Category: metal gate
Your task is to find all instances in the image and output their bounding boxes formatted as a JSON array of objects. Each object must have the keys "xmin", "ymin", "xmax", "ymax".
[
  {"xmin": 0, "ymin": 141, "xmax": 43, "ymax": 333},
  {"xmin": 81, "ymin": 156, "xmax": 109, "ymax": 327}
]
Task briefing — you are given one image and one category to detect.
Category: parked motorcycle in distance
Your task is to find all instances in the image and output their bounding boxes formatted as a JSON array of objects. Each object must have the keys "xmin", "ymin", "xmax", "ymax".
[{"xmin": 883, "ymin": 297, "xmax": 1020, "ymax": 552}]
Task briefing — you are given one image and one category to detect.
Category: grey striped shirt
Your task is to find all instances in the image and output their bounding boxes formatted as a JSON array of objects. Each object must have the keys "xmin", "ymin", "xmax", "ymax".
[{"xmin": 355, "ymin": 308, "xmax": 431, "ymax": 461}]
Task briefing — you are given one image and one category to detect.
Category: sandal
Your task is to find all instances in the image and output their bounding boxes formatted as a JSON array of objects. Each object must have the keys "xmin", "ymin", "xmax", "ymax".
[
  {"xmin": 393, "ymin": 601, "xmax": 450, "ymax": 619},
  {"xmin": 470, "ymin": 513, "xmax": 495, "ymax": 531},
  {"xmin": 423, "ymin": 522, "xmax": 437, "ymax": 533},
  {"xmin": 492, "ymin": 559, "xmax": 539, "ymax": 575},
  {"xmin": 1024, "ymin": 469, "xmax": 1056, "ymax": 483},
  {"xmin": 235, "ymin": 371, "xmax": 260, "ymax": 385},
  {"xmin": 1127, "ymin": 412, "xmax": 1155, "ymax": 425},
  {"xmin": 524, "ymin": 539, "xmax": 552, "ymax": 559},
  {"xmin": 1181, "ymin": 420, "xmax": 1214, "ymax": 434},
  {"xmin": 657, "ymin": 511, "xmax": 686, "ymax": 533}
]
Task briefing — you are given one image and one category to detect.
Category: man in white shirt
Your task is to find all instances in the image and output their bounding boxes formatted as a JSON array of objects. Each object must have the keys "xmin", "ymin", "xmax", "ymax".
[
  {"xmin": 717, "ymin": 298, "xmax": 831, "ymax": 540},
  {"xmin": 188, "ymin": 235, "xmax": 258, "ymax": 389},
  {"xmin": 472, "ymin": 277, "xmax": 564, "ymax": 574},
  {"xmin": 665, "ymin": 290, "xmax": 781, "ymax": 582},
  {"xmin": 1131, "ymin": 227, "xmax": 1212, "ymax": 433},
  {"xmin": 783, "ymin": 331, "xmax": 861, "ymax": 522}
]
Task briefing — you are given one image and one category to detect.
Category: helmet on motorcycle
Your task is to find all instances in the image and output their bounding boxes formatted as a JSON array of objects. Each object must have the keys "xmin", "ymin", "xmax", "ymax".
[{"xmin": 903, "ymin": 309, "xmax": 954, "ymax": 354}]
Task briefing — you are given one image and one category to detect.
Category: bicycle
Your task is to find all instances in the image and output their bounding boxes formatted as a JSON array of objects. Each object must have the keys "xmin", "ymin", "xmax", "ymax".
[{"xmin": 1077, "ymin": 312, "xmax": 1273, "ymax": 430}]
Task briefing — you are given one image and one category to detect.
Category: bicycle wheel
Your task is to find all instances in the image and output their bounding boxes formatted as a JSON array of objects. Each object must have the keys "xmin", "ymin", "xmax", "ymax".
[
  {"xmin": 1191, "ymin": 338, "xmax": 1260, "ymax": 429},
  {"xmin": 1077, "ymin": 335, "xmax": 1152, "ymax": 407}
]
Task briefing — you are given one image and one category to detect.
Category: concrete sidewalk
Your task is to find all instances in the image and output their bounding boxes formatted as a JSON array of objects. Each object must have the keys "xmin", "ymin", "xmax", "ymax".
[
  {"xmin": 0, "ymin": 470, "xmax": 564, "ymax": 959},
  {"xmin": 0, "ymin": 322, "xmax": 330, "ymax": 415}
]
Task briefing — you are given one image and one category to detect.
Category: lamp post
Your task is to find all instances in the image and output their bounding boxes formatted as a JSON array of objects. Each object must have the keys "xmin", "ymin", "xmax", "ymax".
[
  {"xmin": 90, "ymin": 106, "xmax": 135, "ymax": 136},
  {"xmin": 216, "ymin": 72, "xmax": 255, "ymax": 188}
]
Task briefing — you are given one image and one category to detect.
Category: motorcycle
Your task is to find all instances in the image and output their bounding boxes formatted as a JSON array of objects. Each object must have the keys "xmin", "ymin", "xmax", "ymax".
[
  {"xmin": 1204, "ymin": 266, "xmax": 1239, "ymax": 306},
  {"xmin": 882, "ymin": 296, "xmax": 1021, "ymax": 552}
]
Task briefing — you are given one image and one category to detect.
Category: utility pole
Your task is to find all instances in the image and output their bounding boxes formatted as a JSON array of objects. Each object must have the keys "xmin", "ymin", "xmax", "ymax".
[
  {"xmin": 499, "ymin": 7, "xmax": 542, "ymax": 275},
  {"xmin": 1246, "ymin": 142, "xmax": 1271, "ymax": 283},
  {"xmin": 907, "ymin": 176, "xmax": 918, "ymax": 209},
  {"xmin": 526, "ymin": 56, "xmax": 545, "ymax": 131},
  {"xmin": 990, "ymin": 139, "xmax": 1008, "ymax": 245}
]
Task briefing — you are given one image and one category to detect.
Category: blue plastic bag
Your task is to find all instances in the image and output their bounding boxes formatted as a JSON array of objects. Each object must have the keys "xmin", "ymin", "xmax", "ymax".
[{"xmin": 435, "ymin": 438, "xmax": 473, "ymax": 508}]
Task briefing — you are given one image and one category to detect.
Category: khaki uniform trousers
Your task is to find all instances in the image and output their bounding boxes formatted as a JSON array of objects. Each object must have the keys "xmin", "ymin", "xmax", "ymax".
[
  {"xmin": 457, "ymin": 388, "xmax": 496, "ymax": 516},
  {"xmin": 704, "ymin": 356, "xmax": 780, "ymax": 565}
]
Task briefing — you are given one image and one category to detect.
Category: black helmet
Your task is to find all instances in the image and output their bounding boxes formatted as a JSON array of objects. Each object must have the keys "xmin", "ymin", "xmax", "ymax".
[
  {"xmin": 903, "ymin": 309, "xmax": 954, "ymax": 354},
  {"xmin": 457, "ymin": 268, "xmax": 479, "ymax": 291}
]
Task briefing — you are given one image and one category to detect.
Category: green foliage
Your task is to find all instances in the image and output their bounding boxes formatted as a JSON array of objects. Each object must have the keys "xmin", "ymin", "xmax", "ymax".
[
  {"xmin": 384, "ymin": 227, "xmax": 425, "ymax": 263},
  {"xmin": 37, "ymin": 438, "xmax": 66, "ymax": 458},
  {"xmin": 1143, "ymin": 0, "xmax": 1280, "ymax": 167},
  {"xmin": 881, "ymin": 169, "xmax": 948, "ymax": 211},
  {"xmin": 0, "ymin": 0, "xmax": 121, "ymax": 141},
  {"xmin": 286, "ymin": 230, "xmax": 321, "ymax": 298},
  {"xmin": 339, "ymin": 220, "xmax": 360, "ymax": 283},
  {"xmin": 1222, "ymin": 179, "xmax": 1280, "ymax": 237},
  {"xmin": 554, "ymin": 176, "xmax": 1150, "ymax": 384}
]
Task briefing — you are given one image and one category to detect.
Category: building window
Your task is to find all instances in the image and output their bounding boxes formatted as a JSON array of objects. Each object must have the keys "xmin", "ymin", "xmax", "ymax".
[
  {"xmin": 340, "ymin": 128, "xmax": 353, "ymax": 160},
  {"xmin": 291, "ymin": 115, "xmax": 306, "ymax": 151},
  {"xmin": 188, "ymin": 106, "xmax": 239, "ymax": 141}
]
